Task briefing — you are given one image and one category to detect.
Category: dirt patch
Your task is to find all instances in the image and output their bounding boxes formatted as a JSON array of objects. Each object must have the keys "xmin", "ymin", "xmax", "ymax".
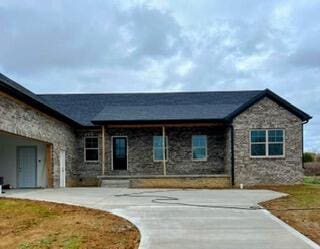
[
  {"xmin": 254, "ymin": 185, "xmax": 320, "ymax": 245},
  {"xmin": 0, "ymin": 198, "xmax": 140, "ymax": 249}
]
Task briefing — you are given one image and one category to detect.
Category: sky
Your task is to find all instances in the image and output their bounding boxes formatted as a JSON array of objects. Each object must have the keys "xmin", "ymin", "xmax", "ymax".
[{"xmin": 0, "ymin": 0, "xmax": 319, "ymax": 151}]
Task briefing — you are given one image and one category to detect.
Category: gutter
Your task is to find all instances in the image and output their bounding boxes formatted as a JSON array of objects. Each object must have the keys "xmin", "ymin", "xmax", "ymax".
[
  {"xmin": 230, "ymin": 125, "xmax": 235, "ymax": 186},
  {"xmin": 226, "ymin": 123, "xmax": 235, "ymax": 186},
  {"xmin": 302, "ymin": 119, "xmax": 309, "ymax": 169}
]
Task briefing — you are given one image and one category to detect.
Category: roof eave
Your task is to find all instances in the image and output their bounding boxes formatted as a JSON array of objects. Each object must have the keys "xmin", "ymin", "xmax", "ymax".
[
  {"xmin": 92, "ymin": 118, "xmax": 226, "ymax": 125},
  {"xmin": 0, "ymin": 79, "xmax": 82, "ymax": 128}
]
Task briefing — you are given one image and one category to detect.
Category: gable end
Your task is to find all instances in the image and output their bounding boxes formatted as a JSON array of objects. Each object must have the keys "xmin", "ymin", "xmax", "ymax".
[{"xmin": 224, "ymin": 89, "xmax": 312, "ymax": 122}]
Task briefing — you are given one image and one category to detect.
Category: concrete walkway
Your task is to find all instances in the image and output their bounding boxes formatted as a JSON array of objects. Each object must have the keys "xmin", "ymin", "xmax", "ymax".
[{"xmin": 3, "ymin": 188, "xmax": 319, "ymax": 249}]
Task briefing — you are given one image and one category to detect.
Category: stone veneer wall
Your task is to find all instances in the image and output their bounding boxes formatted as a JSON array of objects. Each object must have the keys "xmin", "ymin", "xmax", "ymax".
[
  {"xmin": 232, "ymin": 97, "xmax": 303, "ymax": 185},
  {"xmin": 105, "ymin": 127, "xmax": 227, "ymax": 176},
  {"xmin": 0, "ymin": 92, "xmax": 77, "ymax": 187},
  {"xmin": 73, "ymin": 129, "xmax": 102, "ymax": 186},
  {"xmin": 224, "ymin": 127, "xmax": 232, "ymax": 174}
]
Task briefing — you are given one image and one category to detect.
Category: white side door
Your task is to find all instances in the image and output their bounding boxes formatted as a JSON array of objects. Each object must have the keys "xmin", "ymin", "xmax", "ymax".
[
  {"xmin": 17, "ymin": 147, "xmax": 37, "ymax": 188},
  {"xmin": 59, "ymin": 150, "xmax": 66, "ymax": 188}
]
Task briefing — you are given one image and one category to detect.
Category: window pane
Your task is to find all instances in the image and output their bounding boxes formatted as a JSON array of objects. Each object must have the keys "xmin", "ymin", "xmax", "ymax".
[
  {"xmin": 153, "ymin": 136, "xmax": 168, "ymax": 160},
  {"xmin": 193, "ymin": 148, "xmax": 206, "ymax": 160},
  {"xmin": 154, "ymin": 148, "xmax": 168, "ymax": 160},
  {"xmin": 115, "ymin": 139, "xmax": 126, "ymax": 158},
  {"xmin": 153, "ymin": 136, "xmax": 162, "ymax": 147},
  {"xmin": 251, "ymin": 130, "xmax": 266, "ymax": 142},
  {"xmin": 251, "ymin": 144, "xmax": 266, "ymax": 156},
  {"xmin": 153, "ymin": 136, "xmax": 167, "ymax": 148},
  {"xmin": 192, "ymin": 136, "xmax": 207, "ymax": 147},
  {"xmin": 86, "ymin": 149, "xmax": 98, "ymax": 161},
  {"xmin": 269, "ymin": 143, "xmax": 283, "ymax": 156},
  {"xmin": 268, "ymin": 130, "xmax": 283, "ymax": 142},
  {"xmin": 154, "ymin": 148, "xmax": 163, "ymax": 160},
  {"xmin": 85, "ymin": 137, "xmax": 98, "ymax": 148}
]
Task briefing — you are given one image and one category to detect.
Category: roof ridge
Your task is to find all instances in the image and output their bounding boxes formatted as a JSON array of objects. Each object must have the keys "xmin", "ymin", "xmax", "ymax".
[{"xmin": 37, "ymin": 90, "xmax": 263, "ymax": 96}]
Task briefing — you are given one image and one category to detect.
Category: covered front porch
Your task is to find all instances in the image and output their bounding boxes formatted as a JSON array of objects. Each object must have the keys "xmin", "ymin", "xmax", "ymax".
[{"xmin": 98, "ymin": 122, "xmax": 233, "ymax": 188}]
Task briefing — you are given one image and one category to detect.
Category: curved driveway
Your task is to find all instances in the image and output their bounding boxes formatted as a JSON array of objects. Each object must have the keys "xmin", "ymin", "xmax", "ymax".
[{"xmin": 4, "ymin": 188, "xmax": 319, "ymax": 249}]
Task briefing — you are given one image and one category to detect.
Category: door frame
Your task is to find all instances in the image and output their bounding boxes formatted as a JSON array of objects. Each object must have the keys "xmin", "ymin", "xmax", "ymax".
[
  {"xmin": 59, "ymin": 150, "xmax": 66, "ymax": 188},
  {"xmin": 111, "ymin": 136, "xmax": 128, "ymax": 171},
  {"xmin": 16, "ymin": 146, "xmax": 37, "ymax": 188}
]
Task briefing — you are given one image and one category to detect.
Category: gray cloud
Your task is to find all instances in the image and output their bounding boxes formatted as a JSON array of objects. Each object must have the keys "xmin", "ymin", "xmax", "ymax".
[{"xmin": 0, "ymin": 0, "xmax": 319, "ymax": 151}]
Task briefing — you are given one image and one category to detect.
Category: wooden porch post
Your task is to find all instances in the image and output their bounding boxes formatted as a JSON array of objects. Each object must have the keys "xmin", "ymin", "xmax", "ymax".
[
  {"xmin": 102, "ymin": 125, "xmax": 106, "ymax": 176},
  {"xmin": 162, "ymin": 126, "xmax": 167, "ymax": 176}
]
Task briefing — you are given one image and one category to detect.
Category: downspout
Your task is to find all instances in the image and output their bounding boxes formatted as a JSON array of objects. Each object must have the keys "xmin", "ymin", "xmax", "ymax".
[
  {"xmin": 302, "ymin": 120, "xmax": 309, "ymax": 169},
  {"xmin": 226, "ymin": 122, "xmax": 235, "ymax": 186},
  {"xmin": 230, "ymin": 125, "xmax": 235, "ymax": 186},
  {"xmin": 102, "ymin": 125, "xmax": 106, "ymax": 176}
]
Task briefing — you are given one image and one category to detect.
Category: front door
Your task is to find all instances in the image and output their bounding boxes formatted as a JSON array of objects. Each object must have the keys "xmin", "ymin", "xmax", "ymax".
[
  {"xmin": 17, "ymin": 146, "xmax": 37, "ymax": 188},
  {"xmin": 112, "ymin": 137, "xmax": 127, "ymax": 170}
]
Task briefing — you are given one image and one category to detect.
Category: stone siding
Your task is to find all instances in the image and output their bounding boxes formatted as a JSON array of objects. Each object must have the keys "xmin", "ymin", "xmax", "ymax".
[
  {"xmin": 130, "ymin": 176, "xmax": 231, "ymax": 188},
  {"xmin": 0, "ymin": 92, "xmax": 77, "ymax": 187},
  {"xmin": 75, "ymin": 129, "xmax": 102, "ymax": 178},
  {"xmin": 232, "ymin": 97, "xmax": 303, "ymax": 185},
  {"xmin": 105, "ymin": 127, "xmax": 227, "ymax": 176}
]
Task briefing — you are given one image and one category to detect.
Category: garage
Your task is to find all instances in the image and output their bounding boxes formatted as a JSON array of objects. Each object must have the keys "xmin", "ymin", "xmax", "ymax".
[
  {"xmin": 1, "ymin": 73, "xmax": 78, "ymax": 188},
  {"xmin": 0, "ymin": 131, "xmax": 52, "ymax": 188}
]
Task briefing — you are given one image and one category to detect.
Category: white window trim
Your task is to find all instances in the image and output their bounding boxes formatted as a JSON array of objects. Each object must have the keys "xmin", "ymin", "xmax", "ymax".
[
  {"xmin": 153, "ymin": 136, "xmax": 169, "ymax": 162},
  {"xmin": 84, "ymin": 136, "xmax": 99, "ymax": 163},
  {"xmin": 111, "ymin": 136, "xmax": 128, "ymax": 171},
  {"xmin": 250, "ymin": 129, "xmax": 285, "ymax": 158},
  {"xmin": 192, "ymin": 135, "xmax": 208, "ymax": 162}
]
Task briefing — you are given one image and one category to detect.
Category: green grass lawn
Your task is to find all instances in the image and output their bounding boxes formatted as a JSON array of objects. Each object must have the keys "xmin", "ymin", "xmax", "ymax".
[
  {"xmin": 304, "ymin": 176, "xmax": 320, "ymax": 185},
  {"xmin": 260, "ymin": 180, "xmax": 320, "ymax": 245}
]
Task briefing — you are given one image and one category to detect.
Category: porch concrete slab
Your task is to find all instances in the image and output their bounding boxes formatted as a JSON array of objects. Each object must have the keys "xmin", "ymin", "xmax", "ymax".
[{"xmin": 3, "ymin": 188, "xmax": 319, "ymax": 249}]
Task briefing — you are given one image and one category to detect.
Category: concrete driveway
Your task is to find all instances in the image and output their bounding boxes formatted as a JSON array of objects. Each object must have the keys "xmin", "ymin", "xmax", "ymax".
[{"xmin": 3, "ymin": 188, "xmax": 319, "ymax": 249}]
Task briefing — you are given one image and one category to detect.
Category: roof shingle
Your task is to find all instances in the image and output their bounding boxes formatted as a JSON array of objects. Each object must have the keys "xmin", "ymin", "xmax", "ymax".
[{"xmin": 39, "ymin": 91, "xmax": 263, "ymax": 126}]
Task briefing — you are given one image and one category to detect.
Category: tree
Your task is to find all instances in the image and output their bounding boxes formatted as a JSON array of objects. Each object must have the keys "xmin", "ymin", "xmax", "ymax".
[{"xmin": 303, "ymin": 152, "xmax": 315, "ymax": 163}]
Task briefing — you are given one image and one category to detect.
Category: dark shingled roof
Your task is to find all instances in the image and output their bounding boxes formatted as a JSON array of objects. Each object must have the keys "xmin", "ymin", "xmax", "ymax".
[
  {"xmin": 89, "ymin": 91, "xmax": 263, "ymax": 124},
  {"xmin": 0, "ymin": 73, "xmax": 311, "ymax": 127},
  {"xmin": 38, "ymin": 90, "xmax": 311, "ymax": 126},
  {"xmin": 40, "ymin": 91, "xmax": 262, "ymax": 125}
]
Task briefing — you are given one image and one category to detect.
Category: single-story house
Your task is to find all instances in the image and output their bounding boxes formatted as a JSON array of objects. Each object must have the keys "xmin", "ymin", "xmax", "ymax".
[{"xmin": 0, "ymin": 73, "xmax": 312, "ymax": 188}]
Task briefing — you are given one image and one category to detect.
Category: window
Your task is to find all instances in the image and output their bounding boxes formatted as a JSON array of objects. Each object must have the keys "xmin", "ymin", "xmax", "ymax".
[
  {"xmin": 268, "ymin": 129, "xmax": 284, "ymax": 156},
  {"xmin": 84, "ymin": 137, "xmax": 99, "ymax": 162},
  {"xmin": 192, "ymin": 135, "xmax": 207, "ymax": 161},
  {"xmin": 250, "ymin": 129, "xmax": 284, "ymax": 157},
  {"xmin": 153, "ymin": 136, "xmax": 168, "ymax": 161}
]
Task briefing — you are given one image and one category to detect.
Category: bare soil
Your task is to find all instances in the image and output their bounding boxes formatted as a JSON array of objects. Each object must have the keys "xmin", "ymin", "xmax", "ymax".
[
  {"xmin": 0, "ymin": 198, "xmax": 140, "ymax": 249},
  {"xmin": 256, "ymin": 184, "xmax": 320, "ymax": 245}
]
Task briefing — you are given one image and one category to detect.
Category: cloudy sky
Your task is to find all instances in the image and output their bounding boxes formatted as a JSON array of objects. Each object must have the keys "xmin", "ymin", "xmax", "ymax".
[{"xmin": 0, "ymin": 0, "xmax": 319, "ymax": 151}]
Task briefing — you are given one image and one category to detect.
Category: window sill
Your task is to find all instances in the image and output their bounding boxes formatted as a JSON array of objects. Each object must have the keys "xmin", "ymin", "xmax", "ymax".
[
  {"xmin": 84, "ymin": 161, "xmax": 100, "ymax": 163},
  {"xmin": 250, "ymin": 156, "xmax": 285, "ymax": 159},
  {"xmin": 192, "ymin": 159, "xmax": 208, "ymax": 162}
]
